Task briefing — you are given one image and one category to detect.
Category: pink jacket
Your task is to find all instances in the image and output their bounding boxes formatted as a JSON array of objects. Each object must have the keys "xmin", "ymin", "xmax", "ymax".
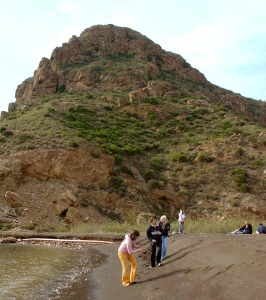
[{"xmin": 118, "ymin": 234, "xmax": 141, "ymax": 254}]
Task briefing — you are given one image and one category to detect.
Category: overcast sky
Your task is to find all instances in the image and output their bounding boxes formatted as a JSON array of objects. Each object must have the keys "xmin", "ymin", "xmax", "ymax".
[{"xmin": 0, "ymin": 0, "xmax": 265, "ymax": 112}]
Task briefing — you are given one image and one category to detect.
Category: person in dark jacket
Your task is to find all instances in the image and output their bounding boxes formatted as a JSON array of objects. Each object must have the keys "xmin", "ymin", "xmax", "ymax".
[
  {"xmin": 147, "ymin": 216, "xmax": 163, "ymax": 268},
  {"xmin": 160, "ymin": 215, "xmax": 170, "ymax": 260},
  {"xmin": 256, "ymin": 223, "xmax": 266, "ymax": 234},
  {"xmin": 230, "ymin": 221, "xmax": 252, "ymax": 234},
  {"xmin": 239, "ymin": 221, "xmax": 252, "ymax": 234}
]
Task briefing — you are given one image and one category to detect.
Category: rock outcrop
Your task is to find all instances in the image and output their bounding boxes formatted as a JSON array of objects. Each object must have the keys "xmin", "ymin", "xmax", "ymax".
[{"xmin": 0, "ymin": 147, "xmax": 171, "ymax": 228}]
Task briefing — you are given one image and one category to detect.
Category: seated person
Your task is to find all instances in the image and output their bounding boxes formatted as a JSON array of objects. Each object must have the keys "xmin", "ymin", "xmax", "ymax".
[
  {"xmin": 256, "ymin": 223, "xmax": 266, "ymax": 234},
  {"xmin": 230, "ymin": 221, "xmax": 252, "ymax": 234}
]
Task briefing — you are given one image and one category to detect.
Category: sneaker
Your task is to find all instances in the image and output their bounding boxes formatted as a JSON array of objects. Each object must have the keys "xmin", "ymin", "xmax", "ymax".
[
  {"xmin": 149, "ymin": 266, "xmax": 154, "ymax": 269},
  {"xmin": 157, "ymin": 263, "xmax": 162, "ymax": 267},
  {"xmin": 125, "ymin": 283, "xmax": 131, "ymax": 286}
]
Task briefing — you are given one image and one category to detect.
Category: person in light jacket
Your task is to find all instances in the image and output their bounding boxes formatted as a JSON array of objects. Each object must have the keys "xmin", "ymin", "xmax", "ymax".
[
  {"xmin": 178, "ymin": 209, "xmax": 186, "ymax": 234},
  {"xmin": 118, "ymin": 230, "xmax": 142, "ymax": 286},
  {"xmin": 160, "ymin": 215, "xmax": 170, "ymax": 260}
]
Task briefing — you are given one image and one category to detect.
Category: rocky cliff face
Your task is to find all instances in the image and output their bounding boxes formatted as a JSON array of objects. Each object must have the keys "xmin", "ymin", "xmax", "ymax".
[
  {"xmin": 0, "ymin": 147, "xmax": 171, "ymax": 228},
  {"xmin": 15, "ymin": 25, "xmax": 206, "ymax": 104}
]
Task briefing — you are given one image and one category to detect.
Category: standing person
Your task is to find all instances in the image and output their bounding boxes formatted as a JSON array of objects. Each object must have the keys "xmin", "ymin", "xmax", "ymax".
[
  {"xmin": 178, "ymin": 209, "xmax": 186, "ymax": 234},
  {"xmin": 147, "ymin": 215, "xmax": 163, "ymax": 268},
  {"xmin": 160, "ymin": 215, "xmax": 170, "ymax": 260},
  {"xmin": 118, "ymin": 230, "xmax": 143, "ymax": 286}
]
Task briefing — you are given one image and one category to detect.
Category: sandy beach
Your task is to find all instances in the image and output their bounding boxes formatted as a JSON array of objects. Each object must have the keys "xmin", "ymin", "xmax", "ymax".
[{"xmin": 92, "ymin": 233, "xmax": 266, "ymax": 300}]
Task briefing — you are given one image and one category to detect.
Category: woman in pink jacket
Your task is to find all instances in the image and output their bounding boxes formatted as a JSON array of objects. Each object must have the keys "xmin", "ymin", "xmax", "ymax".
[{"xmin": 118, "ymin": 230, "xmax": 143, "ymax": 286}]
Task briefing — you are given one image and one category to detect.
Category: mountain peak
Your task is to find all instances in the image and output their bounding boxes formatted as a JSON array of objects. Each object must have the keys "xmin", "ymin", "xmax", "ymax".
[{"xmin": 12, "ymin": 24, "xmax": 266, "ymax": 126}]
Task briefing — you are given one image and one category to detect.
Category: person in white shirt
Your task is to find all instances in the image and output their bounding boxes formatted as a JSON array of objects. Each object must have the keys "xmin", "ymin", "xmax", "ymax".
[
  {"xmin": 178, "ymin": 209, "xmax": 186, "ymax": 234},
  {"xmin": 118, "ymin": 230, "xmax": 142, "ymax": 286}
]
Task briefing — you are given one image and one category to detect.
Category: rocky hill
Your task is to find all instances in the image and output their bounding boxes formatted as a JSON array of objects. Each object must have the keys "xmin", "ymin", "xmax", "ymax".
[{"xmin": 0, "ymin": 25, "xmax": 265, "ymax": 231}]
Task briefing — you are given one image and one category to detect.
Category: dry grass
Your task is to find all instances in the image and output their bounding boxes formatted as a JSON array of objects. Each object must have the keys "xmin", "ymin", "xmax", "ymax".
[{"xmin": 67, "ymin": 217, "xmax": 263, "ymax": 235}]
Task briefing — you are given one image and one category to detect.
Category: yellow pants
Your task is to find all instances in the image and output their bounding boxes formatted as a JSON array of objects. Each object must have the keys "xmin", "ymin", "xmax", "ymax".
[{"xmin": 118, "ymin": 252, "xmax": 137, "ymax": 286}]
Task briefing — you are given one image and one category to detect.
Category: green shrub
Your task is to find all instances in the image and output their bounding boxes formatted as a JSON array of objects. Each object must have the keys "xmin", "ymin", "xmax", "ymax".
[
  {"xmin": 239, "ymin": 183, "xmax": 250, "ymax": 192},
  {"xmin": 69, "ymin": 141, "xmax": 79, "ymax": 148},
  {"xmin": 198, "ymin": 153, "xmax": 214, "ymax": 163},
  {"xmin": 26, "ymin": 143, "xmax": 36, "ymax": 150},
  {"xmin": 109, "ymin": 176, "xmax": 127, "ymax": 191},
  {"xmin": 149, "ymin": 157, "xmax": 164, "ymax": 170},
  {"xmin": 220, "ymin": 121, "xmax": 233, "ymax": 130},
  {"xmin": 235, "ymin": 147, "xmax": 244, "ymax": 158},
  {"xmin": 252, "ymin": 160, "xmax": 264, "ymax": 166},
  {"xmin": 3, "ymin": 130, "xmax": 14, "ymax": 137},
  {"xmin": 1, "ymin": 224, "xmax": 12, "ymax": 231},
  {"xmin": 150, "ymin": 179, "xmax": 160, "ymax": 189},
  {"xmin": 118, "ymin": 165, "xmax": 134, "ymax": 176},
  {"xmin": 143, "ymin": 97, "xmax": 159, "ymax": 105},
  {"xmin": 143, "ymin": 169, "xmax": 155, "ymax": 179},
  {"xmin": 231, "ymin": 168, "xmax": 250, "ymax": 192},
  {"xmin": 231, "ymin": 199, "xmax": 240, "ymax": 207},
  {"xmin": 57, "ymin": 84, "xmax": 66, "ymax": 93},
  {"xmin": 20, "ymin": 223, "xmax": 36, "ymax": 230},
  {"xmin": 18, "ymin": 133, "xmax": 32, "ymax": 143},
  {"xmin": 113, "ymin": 154, "xmax": 123, "ymax": 164},
  {"xmin": 172, "ymin": 152, "xmax": 188, "ymax": 162}
]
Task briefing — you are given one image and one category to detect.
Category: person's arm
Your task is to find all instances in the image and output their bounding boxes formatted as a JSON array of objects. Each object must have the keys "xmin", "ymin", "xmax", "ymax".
[
  {"xmin": 157, "ymin": 224, "xmax": 163, "ymax": 235},
  {"xmin": 147, "ymin": 226, "xmax": 153, "ymax": 242},
  {"xmin": 165, "ymin": 223, "xmax": 170, "ymax": 232},
  {"xmin": 125, "ymin": 236, "xmax": 142, "ymax": 254}
]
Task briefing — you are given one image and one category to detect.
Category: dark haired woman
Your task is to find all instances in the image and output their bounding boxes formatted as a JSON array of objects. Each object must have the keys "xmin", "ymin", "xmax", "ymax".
[
  {"xmin": 118, "ymin": 230, "xmax": 143, "ymax": 286},
  {"xmin": 147, "ymin": 216, "xmax": 163, "ymax": 268}
]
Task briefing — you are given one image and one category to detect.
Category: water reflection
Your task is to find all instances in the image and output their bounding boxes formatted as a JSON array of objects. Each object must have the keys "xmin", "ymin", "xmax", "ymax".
[{"xmin": 0, "ymin": 243, "xmax": 102, "ymax": 299}]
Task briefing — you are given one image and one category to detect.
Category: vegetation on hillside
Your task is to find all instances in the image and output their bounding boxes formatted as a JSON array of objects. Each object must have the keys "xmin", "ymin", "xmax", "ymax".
[{"xmin": 0, "ymin": 91, "xmax": 265, "ymax": 212}]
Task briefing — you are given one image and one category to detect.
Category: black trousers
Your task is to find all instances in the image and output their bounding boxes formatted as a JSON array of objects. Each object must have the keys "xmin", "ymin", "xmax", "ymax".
[{"xmin": 150, "ymin": 242, "xmax": 162, "ymax": 267}]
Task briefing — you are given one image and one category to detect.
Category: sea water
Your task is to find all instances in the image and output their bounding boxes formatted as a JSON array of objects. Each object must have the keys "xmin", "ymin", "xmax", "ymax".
[{"xmin": 0, "ymin": 243, "xmax": 104, "ymax": 300}]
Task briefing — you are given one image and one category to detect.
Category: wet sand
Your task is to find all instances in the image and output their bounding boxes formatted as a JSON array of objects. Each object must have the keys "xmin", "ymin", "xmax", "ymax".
[{"xmin": 91, "ymin": 233, "xmax": 266, "ymax": 300}]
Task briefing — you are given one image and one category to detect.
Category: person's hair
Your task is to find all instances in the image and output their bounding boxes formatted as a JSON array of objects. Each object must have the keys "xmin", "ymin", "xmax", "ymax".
[
  {"xmin": 150, "ymin": 215, "xmax": 157, "ymax": 223},
  {"xmin": 259, "ymin": 223, "xmax": 263, "ymax": 226},
  {"xmin": 160, "ymin": 215, "xmax": 168, "ymax": 223},
  {"xmin": 130, "ymin": 230, "xmax": 140, "ymax": 241}
]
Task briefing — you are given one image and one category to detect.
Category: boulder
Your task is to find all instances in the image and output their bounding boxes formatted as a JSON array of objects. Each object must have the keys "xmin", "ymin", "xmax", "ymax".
[
  {"xmin": 55, "ymin": 200, "xmax": 69, "ymax": 216},
  {"xmin": 5, "ymin": 191, "xmax": 22, "ymax": 208},
  {"xmin": 65, "ymin": 207, "xmax": 81, "ymax": 223},
  {"xmin": 60, "ymin": 190, "xmax": 78, "ymax": 207}
]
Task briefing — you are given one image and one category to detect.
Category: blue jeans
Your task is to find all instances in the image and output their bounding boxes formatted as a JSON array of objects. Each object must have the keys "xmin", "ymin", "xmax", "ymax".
[{"xmin": 161, "ymin": 236, "xmax": 168, "ymax": 259}]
